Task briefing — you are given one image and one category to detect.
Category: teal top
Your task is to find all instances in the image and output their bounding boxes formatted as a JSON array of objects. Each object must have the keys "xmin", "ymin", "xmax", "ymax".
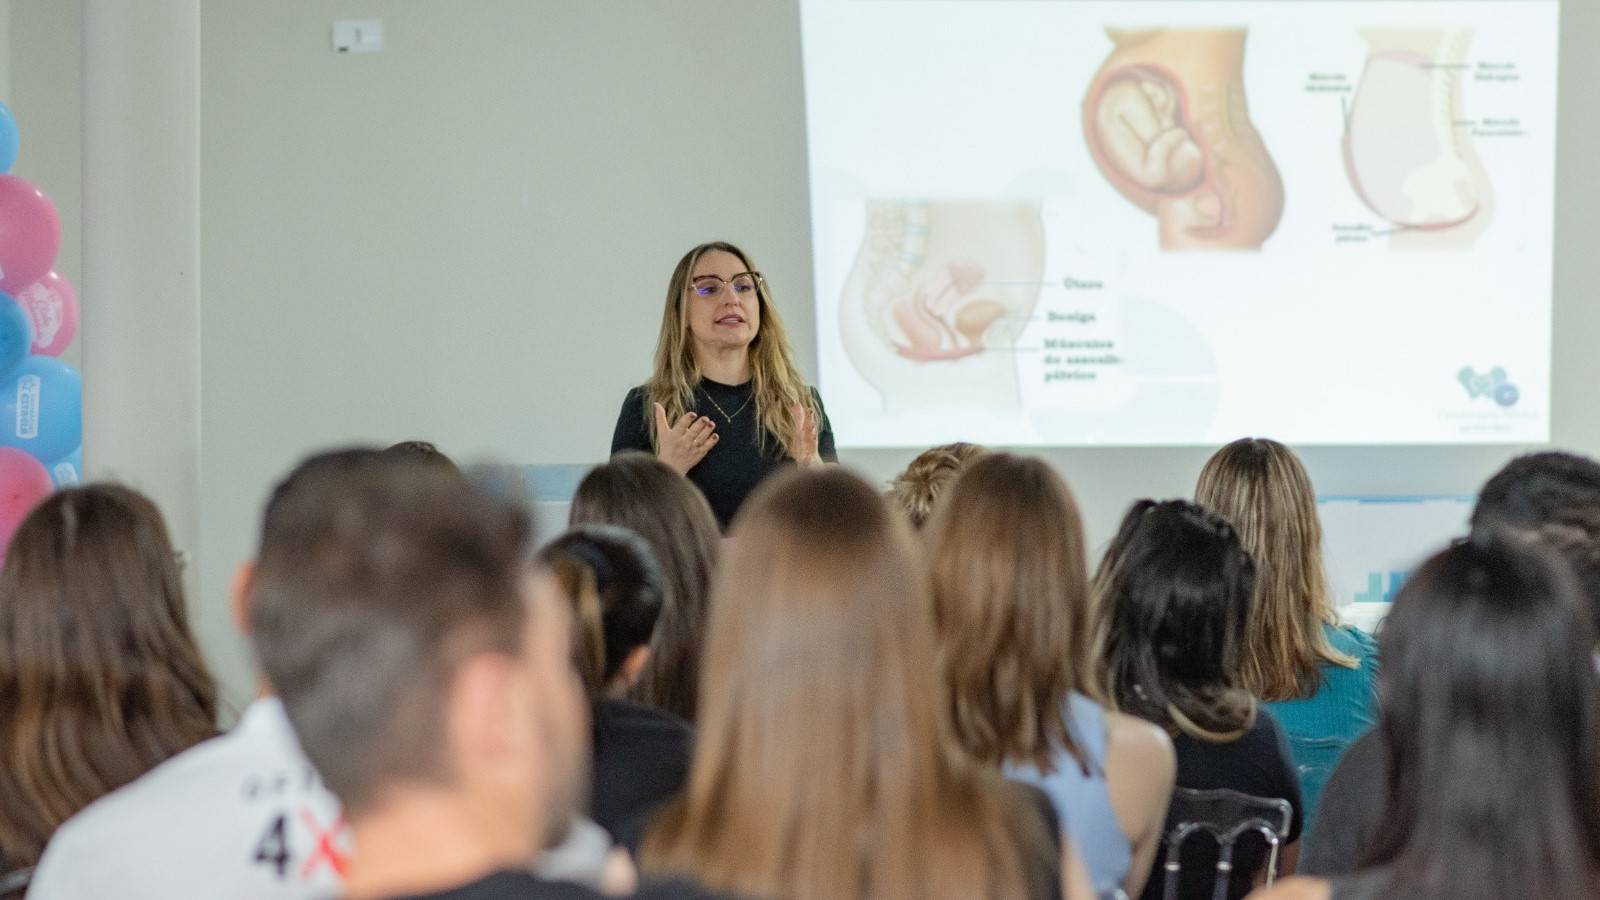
[{"xmin": 1263, "ymin": 622, "xmax": 1379, "ymax": 829}]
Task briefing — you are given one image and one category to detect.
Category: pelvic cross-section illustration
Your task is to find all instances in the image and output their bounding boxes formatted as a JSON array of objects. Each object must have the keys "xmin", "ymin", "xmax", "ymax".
[
  {"xmin": 839, "ymin": 199, "xmax": 1045, "ymax": 413},
  {"xmin": 1083, "ymin": 28, "xmax": 1284, "ymax": 251},
  {"xmin": 1344, "ymin": 29, "xmax": 1494, "ymax": 249}
]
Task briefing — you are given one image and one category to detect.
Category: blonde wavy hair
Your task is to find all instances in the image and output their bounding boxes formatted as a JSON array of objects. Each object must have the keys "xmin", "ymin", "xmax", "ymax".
[
  {"xmin": 886, "ymin": 442, "xmax": 989, "ymax": 529},
  {"xmin": 1195, "ymin": 438, "xmax": 1356, "ymax": 702},
  {"xmin": 645, "ymin": 242, "xmax": 815, "ymax": 456}
]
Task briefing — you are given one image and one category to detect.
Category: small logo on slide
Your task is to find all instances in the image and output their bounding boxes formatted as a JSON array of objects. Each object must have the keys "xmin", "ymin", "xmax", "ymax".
[{"xmin": 1458, "ymin": 366, "xmax": 1520, "ymax": 408}]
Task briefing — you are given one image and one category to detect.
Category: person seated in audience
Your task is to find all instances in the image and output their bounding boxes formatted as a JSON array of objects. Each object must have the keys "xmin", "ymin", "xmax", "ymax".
[
  {"xmin": 384, "ymin": 439, "xmax": 463, "ymax": 475},
  {"xmin": 885, "ymin": 441, "xmax": 988, "ymax": 528},
  {"xmin": 1194, "ymin": 439, "xmax": 1377, "ymax": 826},
  {"xmin": 1091, "ymin": 500, "xmax": 1302, "ymax": 900},
  {"xmin": 30, "ymin": 451, "xmax": 628, "ymax": 899},
  {"xmin": 924, "ymin": 453, "xmax": 1174, "ymax": 897},
  {"xmin": 1256, "ymin": 533, "xmax": 1600, "ymax": 900},
  {"xmin": 539, "ymin": 525, "xmax": 693, "ymax": 852},
  {"xmin": 246, "ymin": 457, "xmax": 705, "ymax": 899},
  {"xmin": 1304, "ymin": 449, "xmax": 1600, "ymax": 876},
  {"xmin": 569, "ymin": 452, "xmax": 721, "ymax": 723},
  {"xmin": 0, "ymin": 485, "xmax": 219, "ymax": 897},
  {"xmin": 641, "ymin": 467, "xmax": 1091, "ymax": 900}
]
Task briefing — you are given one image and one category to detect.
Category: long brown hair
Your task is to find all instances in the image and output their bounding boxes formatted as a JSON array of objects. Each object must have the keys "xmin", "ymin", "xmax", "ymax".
[
  {"xmin": 569, "ymin": 453, "xmax": 720, "ymax": 721},
  {"xmin": 0, "ymin": 485, "xmax": 218, "ymax": 868},
  {"xmin": 1195, "ymin": 438, "xmax": 1355, "ymax": 701},
  {"xmin": 887, "ymin": 442, "xmax": 989, "ymax": 529},
  {"xmin": 925, "ymin": 453, "xmax": 1092, "ymax": 773},
  {"xmin": 643, "ymin": 468, "xmax": 1050, "ymax": 900},
  {"xmin": 645, "ymin": 241, "xmax": 816, "ymax": 456},
  {"xmin": 1091, "ymin": 500, "xmax": 1257, "ymax": 742}
]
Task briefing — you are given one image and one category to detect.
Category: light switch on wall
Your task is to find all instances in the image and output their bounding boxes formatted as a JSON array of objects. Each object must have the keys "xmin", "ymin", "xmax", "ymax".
[{"xmin": 332, "ymin": 19, "xmax": 384, "ymax": 54}]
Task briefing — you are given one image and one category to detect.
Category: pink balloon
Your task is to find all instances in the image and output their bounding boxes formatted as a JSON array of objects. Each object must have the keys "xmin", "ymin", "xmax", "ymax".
[
  {"xmin": 0, "ymin": 175, "xmax": 61, "ymax": 294},
  {"xmin": 15, "ymin": 271, "xmax": 79, "ymax": 356},
  {"xmin": 0, "ymin": 446, "xmax": 53, "ymax": 551}
]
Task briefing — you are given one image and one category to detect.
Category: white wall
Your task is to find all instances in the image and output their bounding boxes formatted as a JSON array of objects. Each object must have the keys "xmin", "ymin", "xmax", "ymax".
[
  {"xmin": 4, "ymin": 0, "xmax": 81, "ymax": 362},
  {"xmin": 7, "ymin": 0, "xmax": 1598, "ymax": 709},
  {"xmin": 197, "ymin": 0, "xmax": 818, "ymax": 707}
]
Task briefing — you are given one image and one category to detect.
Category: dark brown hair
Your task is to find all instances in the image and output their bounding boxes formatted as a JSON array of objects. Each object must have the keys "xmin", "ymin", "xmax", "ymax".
[
  {"xmin": 569, "ymin": 453, "xmax": 720, "ymax": 721},
  {"xmin": 1091, "ymin": 500, "xmax": 1257, "ymax": 742},
  {"xmin": 0, "ymin": 485, "xmax": 218, "ymax": 869},
  {"xmin": 249, "ymin": 457, "xmax": 532, "ymax": 813},
  {"xmin": 643, "ymin": 468, "xmax": 1051, "ymax": 900},
  {"xmin": 1362, "ymin": 534, "xmax": 1600, "ymax": 899},
  {"xmin": 925, "ymin": 453, "xmax": 1091, "ymax": 772},
  {"xmin": 537, "ymin": 524, "xmax": 667, "ymax": 700}
]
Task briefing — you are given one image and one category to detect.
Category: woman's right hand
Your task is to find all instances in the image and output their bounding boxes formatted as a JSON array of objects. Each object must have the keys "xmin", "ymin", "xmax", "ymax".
[{"xmin": 654, "ymin": 402, "xmax": 717, "ymax": 475}]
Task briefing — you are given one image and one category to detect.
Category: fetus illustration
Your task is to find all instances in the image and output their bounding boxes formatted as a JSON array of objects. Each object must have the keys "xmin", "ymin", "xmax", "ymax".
[
  {"xmin": 839, "ymin": 200, "xmax": 1045, "ymax": 413},
  {"xmin": 1083, "ymin": 28, "xmax": 1284, "ymax": 251},
  {"xmin": 1344, "ymin": 30, "xmax": 1493, "ymax": 249}
]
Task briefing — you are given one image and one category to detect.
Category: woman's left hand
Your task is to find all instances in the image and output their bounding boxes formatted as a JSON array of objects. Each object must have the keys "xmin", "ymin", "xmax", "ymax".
[{"xmin": 788, "ymin": 403, "xmax": 823, "ymax": 468}]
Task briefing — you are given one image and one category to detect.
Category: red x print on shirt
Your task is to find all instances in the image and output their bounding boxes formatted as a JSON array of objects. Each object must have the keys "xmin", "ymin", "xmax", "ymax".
[{"xmin": 299, "ymin": 809, "xmax": 349, "ymax": 880}]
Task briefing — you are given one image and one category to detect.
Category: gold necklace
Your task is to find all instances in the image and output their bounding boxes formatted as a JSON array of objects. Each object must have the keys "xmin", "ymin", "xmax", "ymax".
[{"xmin": 701, "ymin": 386, "xmax": 752, "ymax": 423}]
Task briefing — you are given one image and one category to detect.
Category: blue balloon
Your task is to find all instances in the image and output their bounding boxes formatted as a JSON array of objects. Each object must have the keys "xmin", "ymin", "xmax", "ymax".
[
  {"xmin": 0, "ymin": 101, "xmax": 16, "ymax": 174},
  {"xmin": 0, "ymin": 356, "xmax": 81, "ymax": 463},
  {"xmin": 48, "ymin": 446, "xmax": 81, "ymax": 487},
  {"xmin": 0, "ymin": 293, "xmax": 33, "ymax": 378}
]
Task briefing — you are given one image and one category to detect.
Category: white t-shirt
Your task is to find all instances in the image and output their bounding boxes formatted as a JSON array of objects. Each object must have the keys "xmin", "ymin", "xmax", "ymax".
[
  {"xmin": 29, "ymin": 697, "xmax": 618, "ymax": 898},
  {"xmin": 29, "ymin": 697, "xmax": 350, "ymax": 899}
]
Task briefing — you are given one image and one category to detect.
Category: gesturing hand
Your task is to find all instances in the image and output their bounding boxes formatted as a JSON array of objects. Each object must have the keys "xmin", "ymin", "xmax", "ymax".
[
  {"xmin": 655, "ymin": 403, "xmax": 717, "ymax": 475},
  {"xmin": 787, "ymin": 402, "xmax": 822, "ymax": 468}
]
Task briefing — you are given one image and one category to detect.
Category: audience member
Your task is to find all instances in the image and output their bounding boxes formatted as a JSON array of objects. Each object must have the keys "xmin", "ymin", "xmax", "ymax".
[
  {"xmin": 1195, "ymin": 438, "xmax": 1377, "ymax": 825},
  {"xmin": 26, "ymin": 454, "xmax": 379, "ymax": 899},
  {"xmin": 539, "ymin": 525, "xmax": 693, "ymax": 851},
  {"xmin": 569, "ymin": 453, "xmax": 720, "ymax": 723},
  {"xmin": 885, "ymin": 441, "xmax": 988, "ymax": 528},
  {"xmin": 384, "ymin": 440, "xmax": 463, "ymax": 476},
  {"xmin": 642, "ymin": 467, "xmax": 1083, "ymax": 900},
  {"xmin": 0, "ymin": 486, "xmax": 218, "ymax": 894},
  {"xmin": 1091, "ymin": 499, "xmax": 1302, "ymax": 900},
  {"xmin": 925, "ymin": 453, "xmax": 1174, "ymax": 897},
  {"xmin": 34, "ymin": 452, "xmax": 627, "ymax": 898},
  {"xmin": 249, "ymin": 458, "xmax": 691, "ymax": 898},
  {"xmin": 1304, "ymin": 450, "xmax": 1600, "ymax": 875},
  {"xmin": 1258, "ymin": 534, "xmax": 1600, "ymax": 900}
]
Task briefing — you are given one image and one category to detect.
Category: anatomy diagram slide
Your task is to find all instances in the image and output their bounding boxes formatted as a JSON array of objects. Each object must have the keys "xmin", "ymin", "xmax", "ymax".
[{"xmin": 800, "ymin": 1, "xmax": 1558, "ymax": 447}]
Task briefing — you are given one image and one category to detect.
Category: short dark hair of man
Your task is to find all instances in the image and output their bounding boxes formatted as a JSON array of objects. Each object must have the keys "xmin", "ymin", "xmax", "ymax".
[
  {"xmin": 249, "ymin": 458, "xmax": 533, "ymax": 813},
  {"xmin": 1472, "ymin": 451, "xmax": 1600, "ymax": 634}
]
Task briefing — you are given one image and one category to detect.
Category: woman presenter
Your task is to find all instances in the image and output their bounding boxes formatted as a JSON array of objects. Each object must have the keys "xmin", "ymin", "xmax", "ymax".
[{"xmin": 610, "ymin": 241, "xmax": 835, "ymax": 530}]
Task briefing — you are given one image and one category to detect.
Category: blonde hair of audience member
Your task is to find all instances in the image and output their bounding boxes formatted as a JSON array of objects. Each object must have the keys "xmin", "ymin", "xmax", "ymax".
[
  {"xmin": 887, "ymin": 441, "xmax": 989, "ymax": 528},
  {"xmin": 645, "ymin": 241, "xmax": 817, "ymax": 456},
  {"xmin": 642, "ymin": 468, "xmax": 1065, "ymax": 900},
  {"xmin": 1195, "ymin": 438, "xmax": 1356, "ymax": 700},
  {"xmin": 0, "ymin": 486, "xmax": 218, "ymax": 872},
  {"xmin": 925, "ymin": 453, "xmax": 1175, "ymax": 898},
  {"xmin": 569, "ymin": 452, "xmax": 720, "ymax": 722}
]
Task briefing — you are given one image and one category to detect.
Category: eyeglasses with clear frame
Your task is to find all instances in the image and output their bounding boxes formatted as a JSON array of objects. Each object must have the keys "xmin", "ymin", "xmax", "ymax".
[{"xmin": 689, "ymin": 271, "xmax": 763, "ymax": 299}]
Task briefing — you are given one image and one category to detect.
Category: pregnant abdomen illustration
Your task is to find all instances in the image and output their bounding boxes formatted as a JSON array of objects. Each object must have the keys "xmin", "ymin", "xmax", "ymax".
[
  {"xmin": 840, "ymin": 200, "xmax": 1044, "ymax": 414},
  {"xmin": 1344, "ymin": 29, "xmax": 1493, "ymax": 249},
  {"xmin": 1083, "ymin": 28, "xmax": 1284, "ymax": 251}
]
